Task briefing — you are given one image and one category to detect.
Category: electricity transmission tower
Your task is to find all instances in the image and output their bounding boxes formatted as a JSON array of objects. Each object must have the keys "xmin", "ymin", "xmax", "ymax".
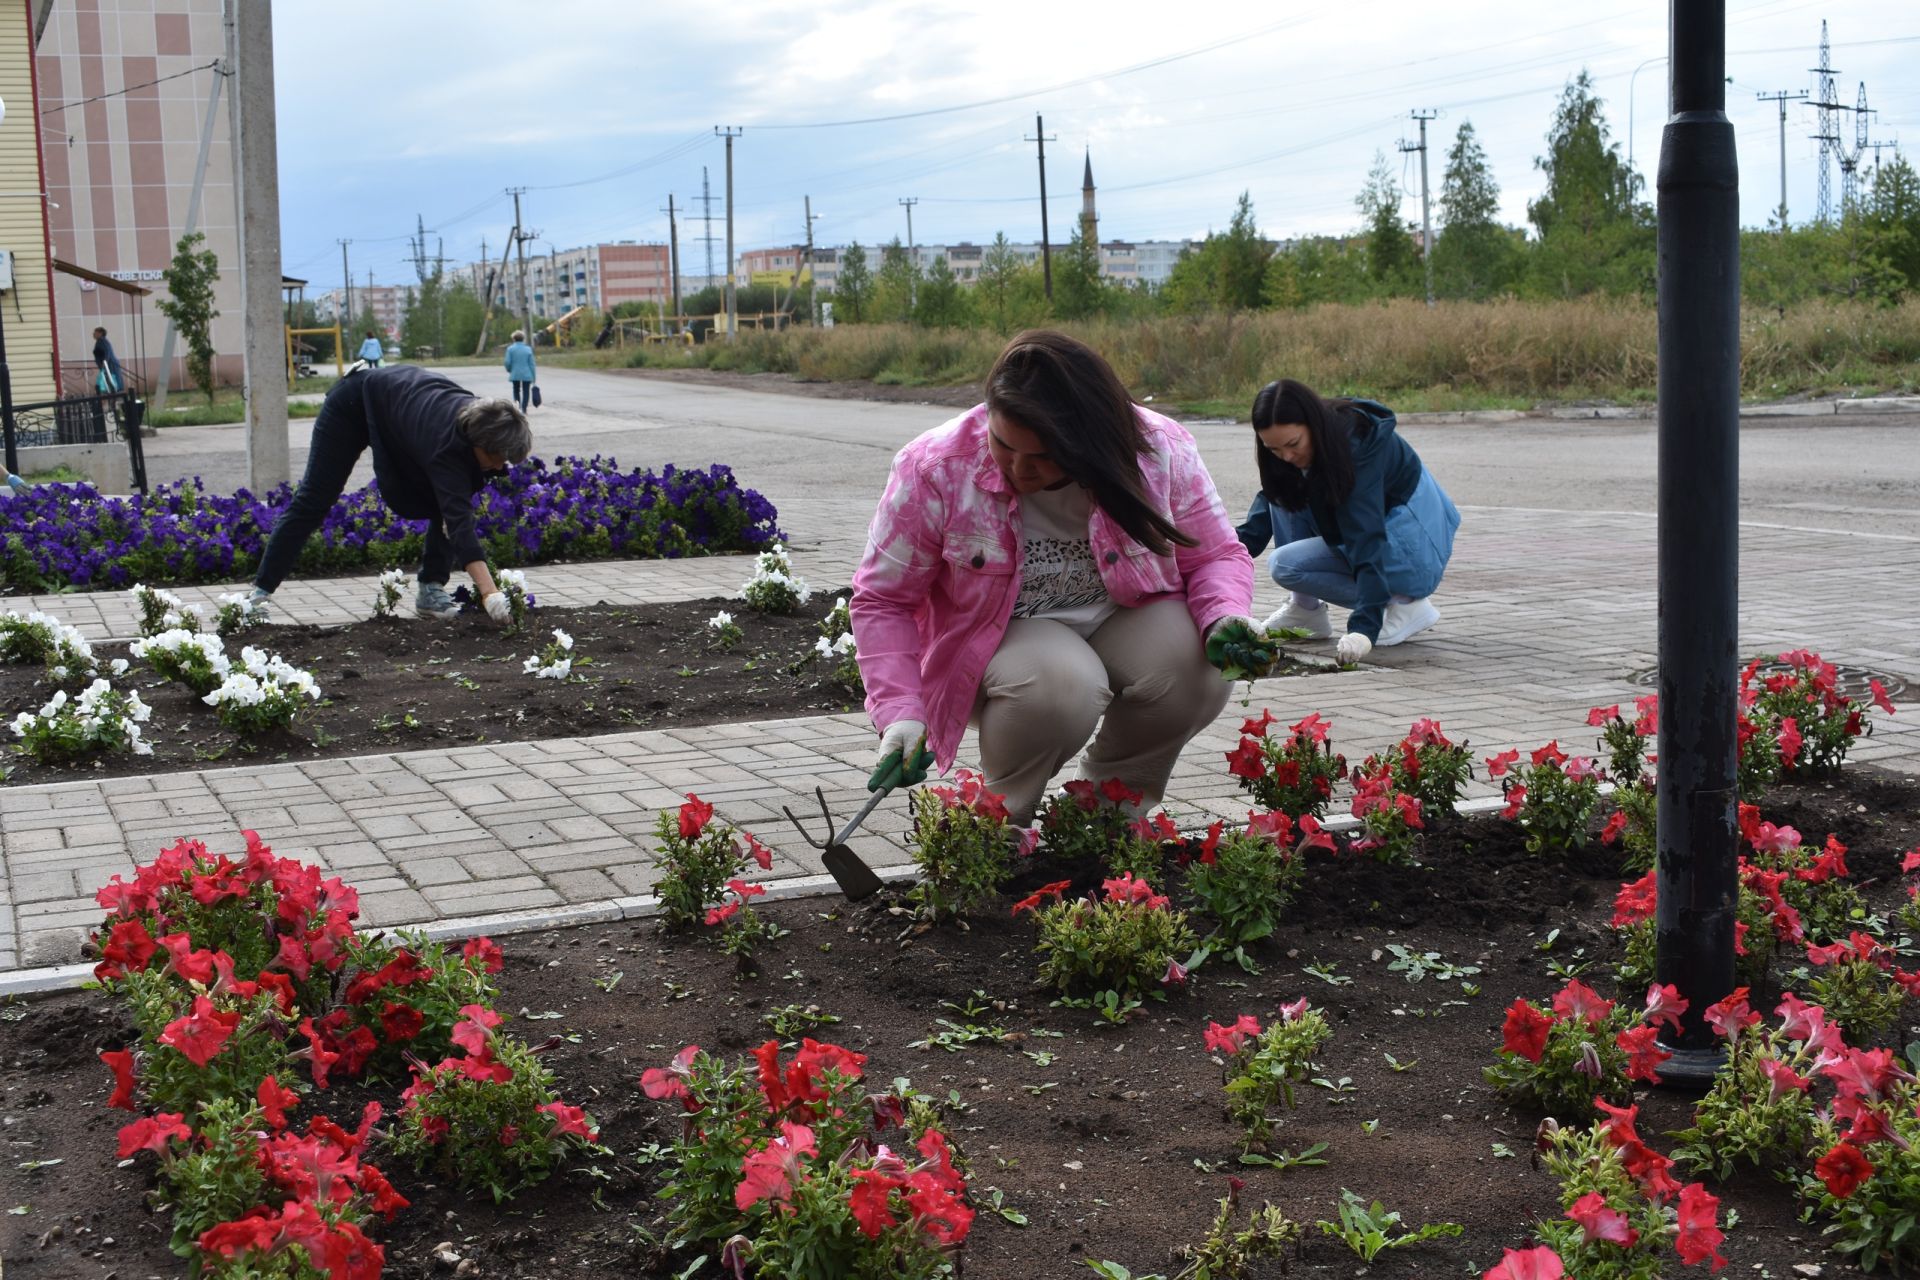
[
  {"xmin": 1809, "ymin": 21, "xmax": 1841, "ymax": 223},
  {"xmin": 694, "ymin": 166, "xmax": 721, "ymax": 288}
]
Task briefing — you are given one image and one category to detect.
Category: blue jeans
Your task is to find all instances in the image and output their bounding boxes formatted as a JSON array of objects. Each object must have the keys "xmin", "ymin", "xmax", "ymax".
[
  {"xmin": 1267, "ymin": 534, "xmax": 1361, "ymax": 609},
  {"xmin": 510, "ymin": 379, "xmax": 531, "ymax": 410}
]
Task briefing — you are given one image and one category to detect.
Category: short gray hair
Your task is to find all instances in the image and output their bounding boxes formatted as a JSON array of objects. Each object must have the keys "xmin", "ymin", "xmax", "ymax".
[
  {"xmin": 511, "ymin": 329, "xmax": 526, "ymax": 342},
  {"xmin": 456, "ymin": 398, "xmax": 533, "ymax": 462}
]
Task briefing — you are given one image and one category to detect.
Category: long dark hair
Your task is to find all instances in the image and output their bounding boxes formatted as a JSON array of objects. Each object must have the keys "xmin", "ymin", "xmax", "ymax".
[
  {"xmin": 985, "ymin": 330, "xmax": 1194, "ymax": 555},
  {"xmin": 1250, "ymin": 378, "xmax": 1365, "ymax": 512}
]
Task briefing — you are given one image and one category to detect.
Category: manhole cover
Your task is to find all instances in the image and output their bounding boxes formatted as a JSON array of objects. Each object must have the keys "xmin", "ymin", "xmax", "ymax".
[{"xmin": 1628, "ymin": 660, "xmax": 1907, "ymax": 703}]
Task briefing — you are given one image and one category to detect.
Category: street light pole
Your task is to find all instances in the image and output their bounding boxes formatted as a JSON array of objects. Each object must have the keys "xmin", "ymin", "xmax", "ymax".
[{"xmin": 1654, "ymin": 0, "xmax": 1740, "ymax": 1085}]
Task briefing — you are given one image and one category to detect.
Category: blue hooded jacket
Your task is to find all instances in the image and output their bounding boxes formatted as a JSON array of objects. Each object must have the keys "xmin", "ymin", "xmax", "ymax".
[{"xmin": 504, "ymin": 341, "xmax": 536, "ymax": 382}]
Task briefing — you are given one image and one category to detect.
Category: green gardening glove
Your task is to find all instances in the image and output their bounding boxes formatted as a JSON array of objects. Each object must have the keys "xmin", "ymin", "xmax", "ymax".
[
  {"xmin": 868, "ymin": 719, "xmax": 934, "ymax": 793},
  {"xmin": 1205, "ymin": 616, "xmax": 1278, "ymax": 680}
]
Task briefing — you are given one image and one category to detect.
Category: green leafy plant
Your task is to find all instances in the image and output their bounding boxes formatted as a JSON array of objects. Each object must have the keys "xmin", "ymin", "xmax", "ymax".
[
  {"xmin": 1028, "ymin": 874, "xmax": 1197, "ymax": 1005},
  {"xmin": 9, "ymin": 678, "xmax": 153, "ymax": 763},
  {"xmin": 372, "ymin": 568, "xmax": 407, "ymax": 618},
  {"xmin": 1036, "ymin": 777, "xmax": 1166, "ymax": 885},
  {"xmin": 649, "ymin": 793, "xmax": 774, "ymax": 931},
  {"xmin": 200, "ymin": 647, "xmax": 322, "ymax": 734},
  {"xmin": 1483, "ymin": 978, "xmax": 1676, "ymax": 1120},
  {"xmin": 808, "ymin": 595, "xmax": 863, "ymax": 695},
  {"xmin": 111, "ymin": 970, "xmax": 294, "ymax": 1115},
  {"xmin": 763, "ymin": 1003, "xmax": 841, "ymax": 1038},
  {"xmin": 1206, "ymin": 1000, "xmax": 1332, "ymax": 1151},
  {"xmin": 1224, "ymin": 709, "xmax": 1345, "ymax": 821},
  {"xmin": 0, "ymin": 608, "xmax": 106, "ymax": 682},
  {"xmin": 130, "ymin": 627, "xmax": 230, "ymax": 695},
  {"xmin": 1316, "ymin": 1189, "xmax": 1462, "ymax": 1261},
  {"xmin": 389, "ymin": 1023, "xmax": 601, "ymax": 1202},
  {"xmin": 739, "ymin": 541, "xmax": 812, "ymax": 614},
  {"xmin": 1526, "ymin": 1104, "xmax": 1728, "ymax": 1276},
  {"xmin": 1384, "ymin": 944, "xmax": 1481, "ymax": 986},
  {"xmin": 1670, "ymin": 992, "xmax": 1829, "ymax": 1180},
  {"xmin": 1086, "ymin": 1191, "xmax": 1301, "ymax": 1280},
  {"xmin": 706, "ymin": 608, "xmax": 744, "ymax": 650},
  {"xmin": 1610, "ymin": 865, "xmax": 1781, "ymax": 996},
  {"xmin": 1487, "ymin": 741, "xmax": 1604, "ymax": 855},
  {"xmin": 1358, "ymin": 718, "xmax": 1475, "ymax": 818},
  {"xmin": 1345, "ymin": 759, "xmax": 1425, "ymax": 864},
  {"xmin": 639, "ymin": 1039, "xmax": 973, "ymax": 1277},
  {"xmin": 907, "ymin": 770, "xmax": 1021, "ymax": 921},
  {"xmin": 155, "ymin": 231, "xmax": 221, "ymax": 404},
  {"xmin": 1184, "ymin": 814, "xmax": 1316, "ymax": 950}
]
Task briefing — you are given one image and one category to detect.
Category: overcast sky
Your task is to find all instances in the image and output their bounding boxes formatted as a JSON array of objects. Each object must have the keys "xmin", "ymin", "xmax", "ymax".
[{"xmin": 274, "ymin": 1, "xmax": 1917, "ymax": 288}]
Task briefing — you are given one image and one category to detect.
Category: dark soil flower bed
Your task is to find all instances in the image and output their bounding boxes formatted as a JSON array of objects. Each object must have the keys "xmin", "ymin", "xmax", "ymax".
[
  {"xmin": 3, "ymin": 770, "xmax": 1916, "ymax": 1278},
  {"xmin": 0, "ymin": 595, "xmax": 859, "ymax": 788}
]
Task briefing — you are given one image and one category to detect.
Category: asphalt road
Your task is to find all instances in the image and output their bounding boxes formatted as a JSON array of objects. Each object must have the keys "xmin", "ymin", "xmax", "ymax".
[{"xmin": 139, "ymin": 366, "xmax": 1920, "ymax": 541}]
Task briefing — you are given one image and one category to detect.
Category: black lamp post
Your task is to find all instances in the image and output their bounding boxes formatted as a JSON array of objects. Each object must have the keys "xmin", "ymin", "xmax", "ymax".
[{"xmin": 1654, "ymin": 0, "xmax": 1742, "ymax": 1083}]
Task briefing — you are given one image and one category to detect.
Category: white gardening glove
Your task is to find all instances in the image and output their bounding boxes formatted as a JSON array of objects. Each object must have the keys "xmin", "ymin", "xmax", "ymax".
[
  {"xmin": 869, "ymin": 718, "xmax": 930, "ymax": 792},
  {"xmin": 483, "ymin": 591, "xmax": 512, "ymax": 623},
  {"xmin": 1335, "ymin": 632, "xmax": 1373, "ymax": 665}
]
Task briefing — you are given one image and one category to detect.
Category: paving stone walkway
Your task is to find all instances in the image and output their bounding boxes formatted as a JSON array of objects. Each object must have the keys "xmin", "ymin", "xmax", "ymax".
[{"xmin": 4, "ymin": 502, "xmax": 1918, "ymax": 981}]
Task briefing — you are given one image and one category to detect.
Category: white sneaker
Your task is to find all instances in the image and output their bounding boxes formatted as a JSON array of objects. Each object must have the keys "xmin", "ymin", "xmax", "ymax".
[
  {"xmin": 1377, "ymin": 598, "xmax": 1440, "ymax": 647},
  {"xmin": 1261, "ymin": 600, "xmax": 1333, "ymax": 639},
  {"xmin": 415, "ymin": 583, "xmax": 462, "ymax": 620}
]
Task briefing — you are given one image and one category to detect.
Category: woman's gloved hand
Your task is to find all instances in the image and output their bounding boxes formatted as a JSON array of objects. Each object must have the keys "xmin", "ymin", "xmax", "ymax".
[
  {"xmin": 483, "ymin": 591, "xmax": 512, "ymax": 624},
  {"xmin": 868, "ymin": 719, "xmax": 933, "ymax": 793},
  {"xmin": 1336, "ymin": 632, "xmax": 1373, "ymax": 665},
  {"xmin": 1204, "ymin": 615, "xmax": 1277, "ymax": 678}
]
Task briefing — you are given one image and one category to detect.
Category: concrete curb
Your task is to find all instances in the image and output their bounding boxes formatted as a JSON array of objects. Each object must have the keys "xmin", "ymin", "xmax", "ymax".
[
  {"xmin": 1395, "ymin": 396, "xmax": 1919, "ymax": 426},
  {"xmin": 0, "ymin": 789, "xmax": 1555, "ymax": 999}
]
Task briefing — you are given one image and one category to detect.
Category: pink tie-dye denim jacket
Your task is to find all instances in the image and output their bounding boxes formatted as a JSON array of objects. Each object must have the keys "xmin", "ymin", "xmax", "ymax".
[{"xmin": 850, "ymin": 402, "xmax": 1253, "ymax": 769}]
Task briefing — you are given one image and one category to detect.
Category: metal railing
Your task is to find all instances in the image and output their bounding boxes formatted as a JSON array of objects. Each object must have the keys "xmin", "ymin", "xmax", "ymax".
[{"xmin": 4, "ymin": 388, "xmax": 149, "ymax": 494}]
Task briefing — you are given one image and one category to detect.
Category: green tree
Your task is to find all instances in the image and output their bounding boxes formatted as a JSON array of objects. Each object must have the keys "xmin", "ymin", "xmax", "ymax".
[
  {"xmin": 155, "ymin": 231, "xmax": 220, "ymax": 404},
  {"xmin": 1264, "ymin": 236, "xmax": 1373, "ymax": 308},
  {"xmin": 871, "ymin": 239, "xmax": 919, "ymax": 324},
  {"xmin": 1432, "ymin": 120, "xmax": 1513, "ymax": 300},
  {"xmin": 1859, "ymin": 153, "xmax": 1920, "ymax": 291},
  {"xmin": 1051, "ymin": 232, "xmax": 1108, "ymax": 320},
  {"xmin": 1525, "ymin": 71, "xmax": 1653, "ymax": 297},
  {"xmin": 1161, "ymin": 192, "xmax": 1271, "ymax": 312},
  {"xmin": 831, "ymin": 242, "xmax": 872, "ymax": 323},
  {"xmin": 975, "ymin": 232, "xmax": 1024, "ymax": 333},
  {"xmin": 400, "ymin": 271, "xmax": 447, "ymax": 357},
  {"xmin": 914, "ymin": 253, "xmax": 971, "ymax": 327},
  {"xmin": 440, "ymin": 278, "xmax": 488, "ymax": 356},
  {"xmin": 1357, "ymin": 151, "xmax": 1416, "ymax": 293}
]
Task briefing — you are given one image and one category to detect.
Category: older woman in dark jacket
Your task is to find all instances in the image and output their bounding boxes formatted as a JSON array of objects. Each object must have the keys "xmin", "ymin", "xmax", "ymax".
[{"xmin": 249, "ymin": 365, "xmax": 531, "ymax": 622}]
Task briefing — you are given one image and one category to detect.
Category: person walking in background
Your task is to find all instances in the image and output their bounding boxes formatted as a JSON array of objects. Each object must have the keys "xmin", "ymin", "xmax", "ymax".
[
  {"xmin": 851, "ymin": 329, "xmax": 1264, "ymax": 826},
  {"xmin": 91, "ymin": 326, "xmax": 125, "ymax": 393},
  {"xmin": 247, "ymin": 364, "xmax": 532, "ymax": 624},
  {"xmin": 504, "ymin": 330, "xmax": 537, "ymax": 411},
  {"xmin": 1240, "ymin": 378, "xmax": 1460, "ymax": 666},
  {"xmin": 357, "ymin": 330, "xmax": 385, "ymax": 368}
]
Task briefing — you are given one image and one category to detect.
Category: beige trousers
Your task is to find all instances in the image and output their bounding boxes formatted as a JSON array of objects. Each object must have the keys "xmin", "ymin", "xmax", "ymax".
[{"xmin": 971, "ymin": 597, "xmax": 1233, "ymax": 825}]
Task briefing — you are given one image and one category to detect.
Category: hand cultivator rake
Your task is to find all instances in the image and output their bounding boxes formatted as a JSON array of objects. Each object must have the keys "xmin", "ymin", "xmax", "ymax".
[{"xmin": 780, "ymin": 785, "xmax": 894, "ymax": 902}]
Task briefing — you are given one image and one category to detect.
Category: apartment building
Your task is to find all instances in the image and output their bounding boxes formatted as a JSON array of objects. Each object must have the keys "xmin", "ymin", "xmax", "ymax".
[
  {"xmin": 35, "ymin": 0, "xmax": 242, "ymax": 393},
  {"xmin": 478, "ymin": 241, "xmax": 673, "ymax": 318}
]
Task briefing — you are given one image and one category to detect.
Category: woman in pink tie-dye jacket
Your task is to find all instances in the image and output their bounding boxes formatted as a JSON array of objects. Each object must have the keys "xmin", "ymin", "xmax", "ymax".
[{"xmin": 850, "ymin": 330, "xmax": 1258, "ymax": 825}]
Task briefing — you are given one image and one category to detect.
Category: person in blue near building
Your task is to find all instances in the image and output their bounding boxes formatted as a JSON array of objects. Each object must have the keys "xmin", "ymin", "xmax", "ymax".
[
  {"xmin": 357, "ymin": 330, "xmax": 385, "ymax": 367},
  {"xmin": 1238, "ymin": 378, "xmax": 1460, "ymax": 666},
  {"xmin": 503, "ymin": 330, "xmax": 537, "ymax": 411}
]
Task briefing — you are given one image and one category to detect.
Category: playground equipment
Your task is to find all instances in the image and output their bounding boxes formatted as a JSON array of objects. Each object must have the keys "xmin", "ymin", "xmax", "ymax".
[{"xmin": 284, "ymin": 322, "xmax": 344, "ymax": 382}]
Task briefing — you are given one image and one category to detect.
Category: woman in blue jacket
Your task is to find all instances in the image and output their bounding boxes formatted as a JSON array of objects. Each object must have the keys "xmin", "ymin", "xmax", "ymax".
[
  {"xmin": 503, "ymin": 331, "xmax": 536, "ymax": 410},
  {"xmin": 356, "ymin": 330, "xmax": 385, "ymax": 367},
  {"xmin": 1241, "ymin": 378, "xmax": 1459, "ymax": 665}
]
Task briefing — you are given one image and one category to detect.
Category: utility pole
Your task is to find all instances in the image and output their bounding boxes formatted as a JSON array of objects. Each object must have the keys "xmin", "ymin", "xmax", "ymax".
[
  {"xmin": 1025, "ymin": 115, "xmax": 1057, "ymax": 301},
  {"xmin": 803, "ymin": 196, "xmax": 820, "ymax": 327},
  {"xmin": 508, "ymin": 187, "xmax": 531, "ymax": 341},
  {"xmin": 899, "ymin": 197, "xmax": 918, "ymax": 309},
  {"xmin": 716, "ymin": 127, "xmax": 742, "ymax": 339},
  {"xmin": 338, "ymin": 239, "xmax": 353, "ymax": 332},
  {"xmin": 1755, "ymin": 88, "xmax": 1808, "ymax": 227},
  {"xmin": 227, "ymin": 0, "xmax": 288, "ymax": 489},
  {"xmin": 1397, "ymin": 109, "xmax": 1438, "ymax": 306},
  {"xmin": 661, "ymin": 195, "xmax": 682, "ymax": 331}
]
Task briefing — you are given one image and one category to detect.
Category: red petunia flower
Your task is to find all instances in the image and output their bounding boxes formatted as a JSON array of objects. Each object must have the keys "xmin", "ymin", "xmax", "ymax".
[
  {"xmin": 1009, "ymin": 880, "xmax": 1071, "ymax": 916},
  {"xmin": 1483, "ymin": 1246, "xmax": 1565, "ymax": 1280},
  {"xmin": 678, "ymin": 794, "xmax": 715, "ymax": 840},
  {"xmin": 450, "ymin": 1004, "xmax": 503, "ymax": 1056},
  {"xmin": 117, "ymin": 1112, "xmax": 193, "ymax": 1158},
  {"xmin": 640, "ymin": 1044, "xmax": 701, "ymax": 1105},
  {"xmin": 1501, "ymin": 999, "xmax": 1553, "ymax": 1062},
  {"xmin": 1673, "ymin": 1182, "xmax": 1726, "ymax": 1270},
  {"xmin": 1870, "ymin": 678, "xmax": 1898, "ymax": 716},
  {"xmin": 1616, "ymin": 1024, "xmax": 1670, "ymax": 1083},
  {"xmin": 539, "ymin": 1100, "xmax": 598, "ymax": 1141},
  {"xmin": 256, "ymin": 1074, "xmax": 299, "ymax": 1129},
  {"xmin": 159, "ymin": 995, "xmax": 240, "ymax": 1067},
  {"xmin": 101, "ymin": 1048, "xmax": 138, "ymax": 1110},
  {"xmin": 461, "ymin": 936, "xmax": 505, "ymax": 973},
  {"xmin": 1226, "ymin": 736, "xmax": 1267, "ymax": 781},
  {"xmin": 1566, "ymin": 1191, "xmax": 1638, "ymax": 1246}
]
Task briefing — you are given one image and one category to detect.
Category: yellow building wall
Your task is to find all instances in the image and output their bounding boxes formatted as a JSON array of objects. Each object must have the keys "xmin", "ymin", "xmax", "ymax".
[{"xmin": 0, "ymin": 0, "xmax": 56, "ymax": 403}]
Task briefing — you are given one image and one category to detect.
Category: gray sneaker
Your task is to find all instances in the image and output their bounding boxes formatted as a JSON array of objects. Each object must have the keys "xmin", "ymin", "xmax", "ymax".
[
  {"xmin": 415, "ymin": 583, "xmax": 461, "ymax": 620},
  {"xmin": 247, "ymin": 586, "xmax": 273, "ymax": 622}
]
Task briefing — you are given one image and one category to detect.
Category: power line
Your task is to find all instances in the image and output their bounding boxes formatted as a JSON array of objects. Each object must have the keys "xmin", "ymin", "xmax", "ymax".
[
  {"xmin": 41, "ymin": 60, "xmax": 221, "ymax": 116},
  {"xmin": 754, "ymin": 16, "xmax": 1310, "ymax": 130}
]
